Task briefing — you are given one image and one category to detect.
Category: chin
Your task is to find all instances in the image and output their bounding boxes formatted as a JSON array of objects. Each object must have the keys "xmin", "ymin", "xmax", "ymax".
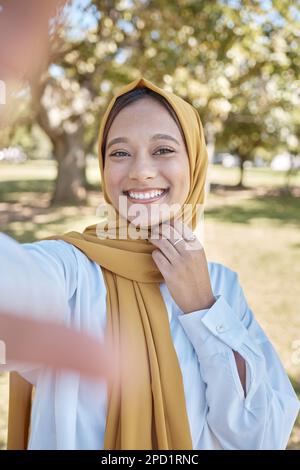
[{"xmin": 128, "ymin": 216, "xmax": 160, "ymax": 229}]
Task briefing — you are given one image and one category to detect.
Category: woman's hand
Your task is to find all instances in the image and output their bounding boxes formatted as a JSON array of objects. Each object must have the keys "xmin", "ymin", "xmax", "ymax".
[
  {"xmin": 0, "ymin": 312, "xmax": 116, "ymax": 382},
  {"xmin": 150, "ymin": 219, "xmax": 215, "ymax": 314}
]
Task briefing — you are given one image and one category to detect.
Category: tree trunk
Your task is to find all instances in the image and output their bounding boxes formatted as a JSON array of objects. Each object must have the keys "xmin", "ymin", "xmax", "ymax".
[
  {"xmin": 237, "ymin": 158, "xmax": 245, "ymax": 187},
  {"xmin": 51, "ymin": 129, "xmax": 87, "ymax": 205},
  {"xmin": 284, "ymin": 154, "xmax": 294, "ymax": 194},
  {"xmin": 35, "ymin": 99, "xmax": 87, "ymax": 206}
]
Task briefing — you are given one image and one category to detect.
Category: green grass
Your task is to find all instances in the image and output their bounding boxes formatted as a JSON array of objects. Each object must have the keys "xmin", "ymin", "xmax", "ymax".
[
  {"xmin": 207, "ymin": 164, "xmax": 300, "ymax": 188},
  {"xmin": 0, "ymin": 160, "xmax": 299, "ymax": 449}
]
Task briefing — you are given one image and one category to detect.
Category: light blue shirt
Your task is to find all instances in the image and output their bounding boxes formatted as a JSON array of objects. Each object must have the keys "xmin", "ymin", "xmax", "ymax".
[{"xmin": 0, "ymin": 233, "xmax": 299, "ymax": 449}]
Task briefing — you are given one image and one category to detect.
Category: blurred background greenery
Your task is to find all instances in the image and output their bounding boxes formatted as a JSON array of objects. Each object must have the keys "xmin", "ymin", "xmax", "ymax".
[{"xmin": 0, "ymin": 0, "xmax": 299, "ymax": 450}]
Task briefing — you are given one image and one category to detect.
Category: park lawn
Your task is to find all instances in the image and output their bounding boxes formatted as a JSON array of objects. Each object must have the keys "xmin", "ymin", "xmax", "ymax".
[
  {"xmin": 209, "ymin": 164, "xmax": 300, "ymax": 188},
  {"xmin": 1, "ymin": 158, "xmax": 300, "ymax": 189},
  {"xmin": 0, "ymin": 160, "xmax": 299, "ymax": 449}
]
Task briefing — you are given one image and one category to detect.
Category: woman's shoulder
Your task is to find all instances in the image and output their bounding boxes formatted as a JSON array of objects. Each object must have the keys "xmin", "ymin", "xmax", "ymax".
[
  {"xmin": 0, "ymin": 234, "xmax": 79, "ymax": 273},
  {"xmin": 23, "ymin": 238, "xmax": 94, "ymax": 268},
  {"xmin": 23, "ymin": 238, "xmax": 77, "ymax": 258},
  {"xmin": 25, "ymin": 238, "xmax": 104, "ymax": 282},
  {"xmin": 19, "ymin": 237, "xmax": 102, "ymax": 292}
]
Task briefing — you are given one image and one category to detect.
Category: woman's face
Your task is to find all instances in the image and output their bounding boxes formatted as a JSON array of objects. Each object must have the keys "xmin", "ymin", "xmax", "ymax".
[{"xmin": 103, "ymin": 97, "xmax": 190, "ymax": 228}]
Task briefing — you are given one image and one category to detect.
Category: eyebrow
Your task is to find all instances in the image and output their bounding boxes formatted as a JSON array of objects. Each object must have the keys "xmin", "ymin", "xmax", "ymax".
[
  {"xmin": 106, "ymin": 137, "xmax": 129, "ymax": 150},
  {"xmin": 106, "ymin": 133, "xmax": 180, "ymax": 150},
  {"xmin": 151, "ymin": 134, "xmax": 180, "ymax": 145}
]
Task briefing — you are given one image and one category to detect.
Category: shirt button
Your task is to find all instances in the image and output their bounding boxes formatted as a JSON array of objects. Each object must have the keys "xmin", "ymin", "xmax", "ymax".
[{"xmin": 216, "ymin": 323, "xmax": 226, "ymax": 333}]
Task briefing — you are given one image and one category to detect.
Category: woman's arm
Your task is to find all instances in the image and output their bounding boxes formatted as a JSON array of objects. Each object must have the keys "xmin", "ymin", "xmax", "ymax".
[
  {"xmin": 0, "ymin": 233, "xmax": 72, "ymax": 324},
  {"xmin": 0, "ymin": 310, "xmax": 114, "ymax": 380},
  {"xmin": 0, "ymin": 234, "xmax": 114, "ymax": 380},
  {"xmin": 178, "ymin": 266, "xmax": 300, "ymax": 449}
]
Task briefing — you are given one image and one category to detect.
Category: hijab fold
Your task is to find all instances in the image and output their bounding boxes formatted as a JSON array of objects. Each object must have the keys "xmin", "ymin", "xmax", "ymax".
[{"xmin": 7, "ymin": 77, "xmax": 208, "ymax": 450}]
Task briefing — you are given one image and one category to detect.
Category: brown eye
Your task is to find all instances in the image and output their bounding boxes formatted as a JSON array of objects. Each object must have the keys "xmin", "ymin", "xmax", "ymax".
[
  {"xmin": 154, "ymin": 147, "xmax": 175, "ymax": 155},
  {"xmin": 110, "ymin": 150, "xmax": 130, "ymax": 157}
]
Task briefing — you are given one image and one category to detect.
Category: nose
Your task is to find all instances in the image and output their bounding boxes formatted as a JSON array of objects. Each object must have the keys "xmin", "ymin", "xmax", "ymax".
[{"xmin": 128, "ymin": 155, "xmax": 157, "ymax": 181}]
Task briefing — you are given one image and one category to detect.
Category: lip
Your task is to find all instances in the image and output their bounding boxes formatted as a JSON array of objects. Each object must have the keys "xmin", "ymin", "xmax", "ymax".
[
  {"xmin": 123, "ymin": 187, "xmax": 168, "ymax": 192},
  {"xmin": 123, "ymin": 188, "xmax": 170, "ymax": 204}
]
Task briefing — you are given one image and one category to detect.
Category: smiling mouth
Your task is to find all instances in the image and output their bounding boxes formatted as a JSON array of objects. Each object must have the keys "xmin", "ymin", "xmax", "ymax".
[{"xmin": 122, "ymin": 188, "xmax": 170, "ymax": 203}]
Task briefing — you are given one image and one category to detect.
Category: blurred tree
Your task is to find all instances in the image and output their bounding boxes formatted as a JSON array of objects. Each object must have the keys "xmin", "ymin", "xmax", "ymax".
[
  {"xmin": 10, "ymin": 0, "xmax": 300, "ymax": 200},
  {"xmin": 216, "ymin": 0, "xmax": 300, "ymax": 186},
  {"xmin": 31, "ymin": 0, "xmax": 142, "ymax": 203}
]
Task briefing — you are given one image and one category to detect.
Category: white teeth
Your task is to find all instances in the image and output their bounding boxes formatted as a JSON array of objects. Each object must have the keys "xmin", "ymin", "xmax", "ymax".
[{"xmin": 128, "ymin": 189, "xmax": 165, "ymax": 200}]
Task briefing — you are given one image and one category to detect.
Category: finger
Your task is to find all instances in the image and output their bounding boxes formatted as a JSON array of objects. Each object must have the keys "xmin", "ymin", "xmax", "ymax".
[
  {"xmin": 160, "ymin": 222, "xmax": 189, "ymax": 255},
  {"xmin": 150, "ymin": 232, "xmax": 178, "ymax": 264},
  {"xmin": 152, "ymin": 249, "xmax": 172, "ymax": 277},
  {"xmin": 171, "ymin": 219, "xmax": 194, "ymax": 240},
  {"xmin": 171, "ymin": 219, "xmax": 203, "ymax": 251},
  {"xmin": 159, "ymin": 222, "xmax": 182, "ymax": 244},
  {"xmin": 157, "ymin": 223, "xmax": 182, "ymax": 246}
]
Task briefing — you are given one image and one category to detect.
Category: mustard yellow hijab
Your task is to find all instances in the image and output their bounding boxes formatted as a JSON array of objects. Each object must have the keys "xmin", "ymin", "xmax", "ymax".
[{"xmin": 7, "ymin": 77, "xmax": 208, "ymax": 450}]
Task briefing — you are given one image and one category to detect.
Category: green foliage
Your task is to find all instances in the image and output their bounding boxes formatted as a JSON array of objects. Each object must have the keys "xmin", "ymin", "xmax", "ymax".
[
  {"xmin": 6, "ymin": 1, "xmax": 300, "ymax": 181},
  {"xmin": 47, "ymin": 0, "xmax": 300, "ymax": 155},
  {"xmin": 8, "ymin": 125, "xmax": 52, "ymax": 160}
]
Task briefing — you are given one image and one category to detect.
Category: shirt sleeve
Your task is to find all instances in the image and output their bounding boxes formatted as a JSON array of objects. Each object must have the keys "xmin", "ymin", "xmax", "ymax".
[
  {"xmin": 177, "ymin": 266, "xmax": 300, "ymax": 450},
  {"xmin": 0, "ymin": 233, "xmax": 78, "ymax": 375}
]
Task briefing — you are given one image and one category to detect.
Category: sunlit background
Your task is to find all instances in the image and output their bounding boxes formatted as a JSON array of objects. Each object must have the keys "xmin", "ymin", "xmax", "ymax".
[{"xmin": 0, "ymin": 0, "xmax": 299, "ymax": 450}]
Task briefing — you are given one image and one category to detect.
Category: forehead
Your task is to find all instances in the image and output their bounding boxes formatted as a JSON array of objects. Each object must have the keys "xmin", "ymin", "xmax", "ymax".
[{"xmin": 107, "ymin": 97, "xmax": 182, "ymax": 139}]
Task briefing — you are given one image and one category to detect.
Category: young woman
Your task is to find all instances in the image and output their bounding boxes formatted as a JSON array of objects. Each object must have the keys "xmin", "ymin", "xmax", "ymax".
[{"xmin": 0, "ymin": 77, "xmax": 299, "ymax": 450}]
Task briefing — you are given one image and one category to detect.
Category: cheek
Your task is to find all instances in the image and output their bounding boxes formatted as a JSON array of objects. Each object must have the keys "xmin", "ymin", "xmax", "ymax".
[
  {"xmin": 104, "ymin": 165, "xmax": 123, "ymax": 198},
  {"xmin": 168, "ymin": 163, "xmax": 190, "ymax": 194}
]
